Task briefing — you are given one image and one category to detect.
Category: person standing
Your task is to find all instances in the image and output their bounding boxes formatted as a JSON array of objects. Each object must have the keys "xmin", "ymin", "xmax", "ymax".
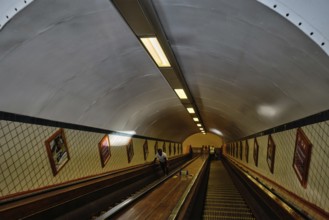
[{"xmin": 153, "ymin": 149, "xmax": 169, "ymax": 175}]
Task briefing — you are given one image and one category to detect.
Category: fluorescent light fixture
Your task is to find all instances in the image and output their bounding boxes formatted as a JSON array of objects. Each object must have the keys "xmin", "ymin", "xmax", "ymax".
[
  {"xmin": 209, "ymin": 128, "xmax": 223, "ymax": 136},
  {"xmin": 197, "ymin": 124, "xmax": 201, "ymax": 127},
  {"xmin": 174, "ymin": 89, "xmax": 188, "ymax": 99},
  {"xmin": 187, "ymin": 108, "xmax": 195, "ymax": 114},
  {"xmin": 140, "ymin": 37, "xmax": 171, "ymax": 67},
  {"xmin": 202, "ymin": 132, "xmax": 206, "ymax": 135},
  {"xmin": 193, "ymin": 117, "xmax": 199, "ymax": 122},
  {"xmin": 200, "ymin": 128, "xmax": 204, "ymax": 130}
]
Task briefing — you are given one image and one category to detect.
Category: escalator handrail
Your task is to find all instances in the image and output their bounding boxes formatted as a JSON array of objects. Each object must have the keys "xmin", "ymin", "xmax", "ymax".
[
  {"xmin": 225, "ymin": 157, "xmax": 312, "ymax": 220},
  {"xmin": 96, "ymin": 156, "xmax": 199, "ymax": 220},
  {"xmin": 0, "ymin": 154, "xmax": 187, "ymax": 205},
  {"xmin": 168, "ymin": 156, "xmax": 209, "ymax": 220}
]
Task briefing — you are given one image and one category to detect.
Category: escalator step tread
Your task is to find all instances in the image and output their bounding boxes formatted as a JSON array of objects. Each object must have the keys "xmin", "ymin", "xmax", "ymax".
[
  {"xmin": 202, "ymin": 161, "xmax": 255, "ymax": 220},
  {"xmin": 203, "ymin": 210, "xmax": 255, "ymax": 217},
  {"xmin": 206, "ymin": 194, "xmax": 242, "ymax": 198},
  {"xmin": 206, "ymin": 195, "xmax": 245, "ymax": 200},
  {"xmin": 203, "ymin": 215, "xmax": 256, "ymax": 220},
  {"xmin": 203, "ymin": 207, "xmax": 253, "ymax": 212},
  {"xmin": 205, "ymin": 201, "xmax": 246, "ymax": 205},
  {"xmin": 205, "ymin": 198, "xmax": 246, "ymax": 202},
  {"xmin": 204, "ymin": 205, "xmax": 250, "ymax": 209},
  {"xmin": 207, "ymin": 189, "xmax": 239, "ymax": 191},
  {"xmin": 204, "ymin": 202, "xmax": 249, "ymax": 206}
]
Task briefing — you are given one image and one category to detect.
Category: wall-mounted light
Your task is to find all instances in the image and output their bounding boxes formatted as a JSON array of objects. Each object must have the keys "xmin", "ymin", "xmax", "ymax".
[
  {"xmin": 187, "ymin": 107, "xmax": 195, "ymax": 114},
  {"xmin": 197, "ymin": 124, "xmax": 201, "ymax": 127},
  {"xmin": 193, "ymin": 117, "xmax": 199, "ymax": 122},
  {"xmin": 174, "ymin": 89, "xmax": 187, "ymax": 99},
  {"xmin": 140, "ymin": 37, "xmax": 171, "ymax": 67},
  {"xmin": 109, "ymin": 131, "xmax": 136, "ymax": 146},
  {"xmin": 209, "ymin": 128, "xmax": 223, "ymax": 136}
]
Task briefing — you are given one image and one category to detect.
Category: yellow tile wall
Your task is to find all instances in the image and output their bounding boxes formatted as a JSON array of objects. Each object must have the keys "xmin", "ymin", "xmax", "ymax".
[
  {"xmin": 0, "ymin": 120, "xmax": 181, "ymax": 198},
  {"xmin": 224, "ymin": 121, "xmax": 329, "ymax": 217}
]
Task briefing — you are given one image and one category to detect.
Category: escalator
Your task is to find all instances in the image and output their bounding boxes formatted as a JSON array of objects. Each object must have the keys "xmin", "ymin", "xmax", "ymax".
[
  {"xmin": 91, "ymin": 156, "xmax": 202, "ymax": 220},
  {"xmin": 203, "ymin": 161, "xmax": 255, "ymax": 220}
]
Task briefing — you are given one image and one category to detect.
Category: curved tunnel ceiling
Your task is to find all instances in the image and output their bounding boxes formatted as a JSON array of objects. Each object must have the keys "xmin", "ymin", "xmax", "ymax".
[
  {"xmin": 153, "ymin": 0, "xmax": 329, "ymax": 139},
  {"xmin": 0, "ymin": 0, "xmax": 329, "ymax": 142}
]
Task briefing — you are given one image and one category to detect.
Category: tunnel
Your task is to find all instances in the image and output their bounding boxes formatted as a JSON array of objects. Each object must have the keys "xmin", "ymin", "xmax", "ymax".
[{"xmin": 0, "ymin": 0, "xmax": 329, "ymax": 219}]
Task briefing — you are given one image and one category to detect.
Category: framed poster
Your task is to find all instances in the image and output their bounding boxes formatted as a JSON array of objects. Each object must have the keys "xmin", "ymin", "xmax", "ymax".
[
  {"xmin": 162, "ymin": 142, "xmax": 166, "ymax": 153},
  {"xmin": 98, "ymin": 135, "xmax": 111, "ymax": 168},
  {"xmin": 126, "ymin": 139, "xmax": 134, "ymax": 163},
  {"xmin": 293, "ymin": 128, "xmax": 312, "ymax": 188},
  {"xmin": 154, "ymin": 141, "xmax": 158, "ymax": 154},
  {"xmin": 239, "ymin": 141, "xmax": 243, "ymax": 160},
  {"xmin": 235, "ymin": 142, "xmax": 238, "ymax": 158},
  {"xmin": 267, "ymin": 135, "xmax": 276, "ymax": 174},
  {"xmin": 253, "ymin": 138, "xmax": 259, "ymax": 167},
  {"xmin": 169, "ymin": 143, "xmax": 172, "ymax": 155},
  {"xmin": 245, "ymin": 140, "xmax": 249, "ymax": 163},
  {"xmin": 143, "ymin": 139, "xmax": 149, "ymax": 161},
  {"xmin": 45, "ymin": 129, "xmax": 70, "ymax": 176}
]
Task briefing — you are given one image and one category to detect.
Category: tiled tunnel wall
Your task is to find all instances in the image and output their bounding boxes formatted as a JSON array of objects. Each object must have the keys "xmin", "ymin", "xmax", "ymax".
[
  {"xmin": 0, "ymin": 120, "xmax": 182, "ymax": 199},
  {"xmin": 224, "ymin": 120, "xmax": 329, "ymax": 218}
]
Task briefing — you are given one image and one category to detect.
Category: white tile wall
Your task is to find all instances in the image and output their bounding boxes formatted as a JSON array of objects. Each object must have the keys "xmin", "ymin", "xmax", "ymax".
[
  {"xmin": 224, "ymin": 121, "xmax": 329, "ymax": 218},
  {"xmin": 0, "ymin": 120, "xmax": 181, "ymax": 198}
]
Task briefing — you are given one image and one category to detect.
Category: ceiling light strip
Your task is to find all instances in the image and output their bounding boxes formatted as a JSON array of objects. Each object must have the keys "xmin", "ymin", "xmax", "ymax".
[
  {"xmin": 112, "ymin": 0, "xmax": 206, "ymax": 132},
  {"xmin": 174, "ymin": 89, "xmax": 188, "ymax": 99},
  {"xmin": 140, "ymin": 37, "xmax": 171, "ymax": 67}
]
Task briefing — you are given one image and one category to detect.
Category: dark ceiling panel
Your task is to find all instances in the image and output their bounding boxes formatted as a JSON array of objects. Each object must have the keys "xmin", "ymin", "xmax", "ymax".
[{"xmin": 112, "ymin": 0, "xmax": 154, "ymax": 35}]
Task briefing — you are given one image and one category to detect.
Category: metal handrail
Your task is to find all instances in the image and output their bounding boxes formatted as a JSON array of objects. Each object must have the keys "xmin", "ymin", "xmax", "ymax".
[
  {"xmin": 225, "ymin": 158, "xmax": 311, "ymax": 220},
  {"xmin": 168, "ymin": 156, "xmax": 208, "ymax": 220},
  {"xmin": 96, "ymin": 156, "xmax": 199, "ymax": 220}
]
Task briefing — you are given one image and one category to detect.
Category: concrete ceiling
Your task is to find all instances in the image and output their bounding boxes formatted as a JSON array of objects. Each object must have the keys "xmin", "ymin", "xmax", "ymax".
[{"xmin": 0, "ymin": 0, "xmax": 328, "ymax": 142}]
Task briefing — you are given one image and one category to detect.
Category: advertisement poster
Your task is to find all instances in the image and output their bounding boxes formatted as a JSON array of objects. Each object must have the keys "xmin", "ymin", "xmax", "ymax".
[
  {"xmin": 253, "ymin": 138, "xmax": 259, "ymax": 167},
  {"xmin": 163, "ymin": 142, "xmax": 166, "ymax": 153},
  {"xmin": 45, "ymin": 129, "xmax": 70, "ymax": 176},
  {"xmin": 267, "ymin": 135, "xmax": 276, "ymax": 174},
  {"xmin": 245, "ymin": 140, "xmax": 249, "ymax": 163},
  {"xmin": 154, "ymin": 141, "xmax": 158, "ymax": 154},
  {"xmin": 98, "ymin": 135, "xmax": 111, "ymax": 167},
  {"xmin": 293, "ymin": 128, "xmax": 312, "ymax": 188},
  {"xmin": 126, "ymin": 139, "xmax": 134, "ymax": 163},
  {"xmin": 143, "ymin": 139, "xmax": 149, "ymax": 161},
  {"xmin": 239, "ymin": 141, "xmax": 243, "ymax": 160}
]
